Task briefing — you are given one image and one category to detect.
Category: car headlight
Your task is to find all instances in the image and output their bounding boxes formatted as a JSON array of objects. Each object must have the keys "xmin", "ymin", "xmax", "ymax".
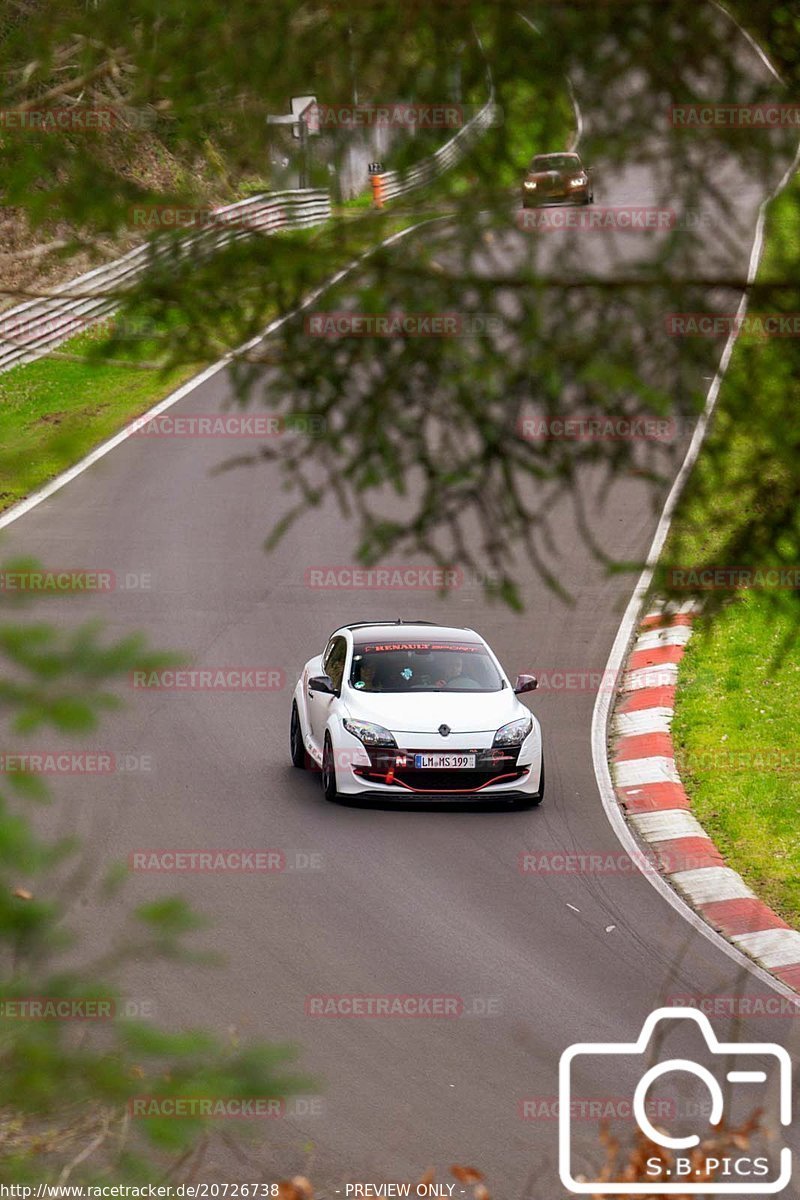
[
  {"xmin": 569, "ymin": 175, "xmax": 587, "ymax": 187},
  {"xmin": 343, "ymin": 719, "xmax": 397, "ymax": 748},
  {"xmin": 493, "ymin": 716, "xmax": 533, "ymax": 748},
  {"xmin": 524, "ymin": 180, "xmax": 537, "ymax": 190}
]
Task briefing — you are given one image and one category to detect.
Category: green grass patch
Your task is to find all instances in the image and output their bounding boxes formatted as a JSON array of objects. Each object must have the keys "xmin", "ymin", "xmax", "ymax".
[
  {"xmin": 0, "ymin": 51, "xmax": 574, "ymax": 517},
  {"xmin": 660, "ymin": 178, "xmax": 800, "ymax": 574},
  {"xmin": 663, "ymin": 172, "xmax": 800, "ymax": 925},
  {"xmin": 0, "ymin": 327, "xmax": 199, "ymax": 512},
  {"xmin": 0, "ymin": 214, "xmax": 420, "ymax": 514},
  {"xmin": 672, "ymin": 594, "xmax": 800, "ymax": 925}
]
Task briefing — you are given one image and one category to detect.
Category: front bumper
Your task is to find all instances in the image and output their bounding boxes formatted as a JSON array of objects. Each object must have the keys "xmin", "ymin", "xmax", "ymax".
[
  {"xmin": 334, "ymin": 732, "xmax": 542, "ymax": 800},
  {"xmin": 358, "ymin": 745, "xmax": 525, "ymax": 792},
  {"xmin": 348, "ymin": 787, "xmax": 538, "ymax": 805},
  {"xmin": 522, "ymin": 188, "xmax": 589, "ymax": 208}
]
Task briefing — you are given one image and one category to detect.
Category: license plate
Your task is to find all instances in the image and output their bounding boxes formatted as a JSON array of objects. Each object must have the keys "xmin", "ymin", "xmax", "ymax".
[{"xmin": 414, "ymin": 753, "xmax": 476, "ymax": 769}]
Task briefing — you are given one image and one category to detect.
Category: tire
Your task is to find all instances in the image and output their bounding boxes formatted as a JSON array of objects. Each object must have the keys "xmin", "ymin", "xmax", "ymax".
[
  {"xmin": 322, "ymin": 734, "xmax": 339, "ymax": 803},
  {"xmin": 290, "ymin": 702, "xmax": 306, "ymax": 769}
]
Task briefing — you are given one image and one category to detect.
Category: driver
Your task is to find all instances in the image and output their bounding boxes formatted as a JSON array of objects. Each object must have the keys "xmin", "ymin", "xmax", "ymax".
[
  {"xmin": 436, "ymin": 654, "xmax": 473, "ymax": 688},
  {"xmin": 356, "ymin": 660, "xmax": 381, "ymax": 690},
  {"xmin": 446, "ymin": 655, "xmax": 464, "ymax": 684}
]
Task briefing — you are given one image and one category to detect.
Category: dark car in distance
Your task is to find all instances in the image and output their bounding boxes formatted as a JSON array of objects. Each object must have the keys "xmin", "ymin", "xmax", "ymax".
[{"xmin": 522, "ymin": 151, "xmax": 593, "ymax": 207}]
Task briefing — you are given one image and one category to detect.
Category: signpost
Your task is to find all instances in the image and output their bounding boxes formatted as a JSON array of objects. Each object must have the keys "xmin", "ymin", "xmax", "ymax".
[
  {"xmin": 266, "ymin": 96, "xmax": 318, "ymax": 189},
  {"xmin": 291, "ymin": 95, "xmax": 319, "ymax": 136}
]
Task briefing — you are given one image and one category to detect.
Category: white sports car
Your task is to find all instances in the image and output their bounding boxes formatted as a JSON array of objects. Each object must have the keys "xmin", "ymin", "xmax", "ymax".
[{"xmin": 290, "ymin": 621, "xmax": 544, "ymax": 807}]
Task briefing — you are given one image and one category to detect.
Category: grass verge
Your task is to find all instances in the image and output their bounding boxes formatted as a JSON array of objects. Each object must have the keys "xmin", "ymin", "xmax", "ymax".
[
  {"xmin": 0, "ymin": 326, "xmax": 198, "ymax": 513},
  {"xmin": 673, "ymin": 593, "xmax": 800, "ymax": 925},
  {"xmin": 667, "ymin": 173, "xmax": 800, "ymax": 927},
  {"xmin": 0, "ymin": 212, "xmax": 422, "ymax": 514},
  {"xmin": 0, "ymin": 74, "xmax": 573, "ymax": 517}
]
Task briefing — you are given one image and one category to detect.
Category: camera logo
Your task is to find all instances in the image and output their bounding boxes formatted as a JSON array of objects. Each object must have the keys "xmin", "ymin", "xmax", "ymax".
[{"xmin": 559, "ymin": 1006, "xmax": 792, "ymax": 1194}]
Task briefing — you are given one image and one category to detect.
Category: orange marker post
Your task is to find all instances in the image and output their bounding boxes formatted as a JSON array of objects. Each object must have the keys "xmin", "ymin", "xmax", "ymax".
[{"xmin": 368, "ymin": 161, "xmax": 385, "ymax": 209}]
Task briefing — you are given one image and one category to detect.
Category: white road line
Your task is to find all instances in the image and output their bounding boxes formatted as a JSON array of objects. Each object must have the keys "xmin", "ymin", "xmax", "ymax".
[
  {"xmin": 591, "ymin": 95, "xmax": 800, "ymax": 995},
  {"xmin": 0, "ymin": 215, "xmax": 451, "ymax": 534},
  {"xmin": 712, "ymin": 1, "xmax": 783, "ymax": 83},
  {"xmin": 518, "ymin": 11, "xmax": 583, "ymax": 151},
  {"xmin": 0, "ymin": 22, "xmax": 577, "ymax": 539}
]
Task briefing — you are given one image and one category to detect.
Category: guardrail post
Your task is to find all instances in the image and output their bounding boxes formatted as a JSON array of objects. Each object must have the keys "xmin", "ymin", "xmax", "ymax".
[
  {"xmin": 370, "ymin": 173, "xmax": 386, "ymax": 208},
  {"xmin": 368, "ymin": 161, "xmax": 385, "ymax": 209}
]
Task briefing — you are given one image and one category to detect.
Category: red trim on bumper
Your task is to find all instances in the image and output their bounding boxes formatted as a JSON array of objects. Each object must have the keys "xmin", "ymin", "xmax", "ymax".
[{"xmin": 354, "ymin": 768, "xmax": 527, "ymax": 795}]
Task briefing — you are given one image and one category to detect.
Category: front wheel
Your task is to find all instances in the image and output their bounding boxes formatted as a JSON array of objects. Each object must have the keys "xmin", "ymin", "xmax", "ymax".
[
  {"xmin": 322, "ymin": 734, "xmax": 339, "ymax": 803},
  {"xmin": 290, "ymin": 702, "xmax": 306, "ymax": 768}
]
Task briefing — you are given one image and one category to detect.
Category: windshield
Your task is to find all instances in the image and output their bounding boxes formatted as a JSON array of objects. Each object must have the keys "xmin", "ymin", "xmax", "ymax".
[
  {"xmin": 530, "ymin": 154, "xmax": 580, "ymax": 172},
  {"xmin": 349, "ymin": 640, "xmax": 504, "ymax": 693}
]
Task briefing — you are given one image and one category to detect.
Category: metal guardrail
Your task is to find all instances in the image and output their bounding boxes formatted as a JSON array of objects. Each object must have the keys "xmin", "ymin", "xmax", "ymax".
[
  {"xmin": 375, "ymin": 97, "xmax": 497, "ymax": 202},
  {"xmin": 0, "ymin": 189, "xmax": 332, "ymax": 375},
  {"xmin": 0, "ymin": 91, "xmax": 494, "ymax": 375}
]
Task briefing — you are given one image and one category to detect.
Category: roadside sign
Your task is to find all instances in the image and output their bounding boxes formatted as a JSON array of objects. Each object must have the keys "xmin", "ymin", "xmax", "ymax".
[{"xmin": 291, "ymin": 95, "xmax": 319, "ymax": 136}]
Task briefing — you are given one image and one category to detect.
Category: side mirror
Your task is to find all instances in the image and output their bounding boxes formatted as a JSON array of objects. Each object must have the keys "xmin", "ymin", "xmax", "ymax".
[
  {"xmin": 513, "ymin": 673, "xmax": 538, "ymax": 695},
  {"xmin": 308, "ymin": 674, "xmax": 336, "ymax": 695}
]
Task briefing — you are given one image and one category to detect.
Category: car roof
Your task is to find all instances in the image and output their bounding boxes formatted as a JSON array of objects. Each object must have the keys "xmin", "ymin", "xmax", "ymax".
[
  {"xmin": 535, "ymin": 151, "xmax": 579, "ymax": 158},
  {"xmin": 331, "ymin": 621, "xmax": 482, "ymax": 645}
]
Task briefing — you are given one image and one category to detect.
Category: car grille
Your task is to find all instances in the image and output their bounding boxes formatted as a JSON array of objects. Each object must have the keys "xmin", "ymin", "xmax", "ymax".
[
  {"xmin": 544, "ymin": 172, "xmax": 565, "ymax": 196},
  {"xmin": 355, "ymin": 746, "xmax": 524, "ymax": 793}
]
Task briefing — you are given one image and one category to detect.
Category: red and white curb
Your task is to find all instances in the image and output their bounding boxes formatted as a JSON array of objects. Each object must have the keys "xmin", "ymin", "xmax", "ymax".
[{"xmin": 611, "ymin": 598, "xmax": 800, "ymax": 994}]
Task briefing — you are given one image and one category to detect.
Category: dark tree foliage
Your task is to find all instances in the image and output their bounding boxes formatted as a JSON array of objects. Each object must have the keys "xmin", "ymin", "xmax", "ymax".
[
  {"xmin": 0, "ymin": 572, "xmax": 308, "ymax": 1180},
  {"xmin": 0, "ymin": 0, "xmax": 797, "ymax": 615},
  {"xmin": 0, "ymin": 0, "xmax": 798, "ymax": 1180}
]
